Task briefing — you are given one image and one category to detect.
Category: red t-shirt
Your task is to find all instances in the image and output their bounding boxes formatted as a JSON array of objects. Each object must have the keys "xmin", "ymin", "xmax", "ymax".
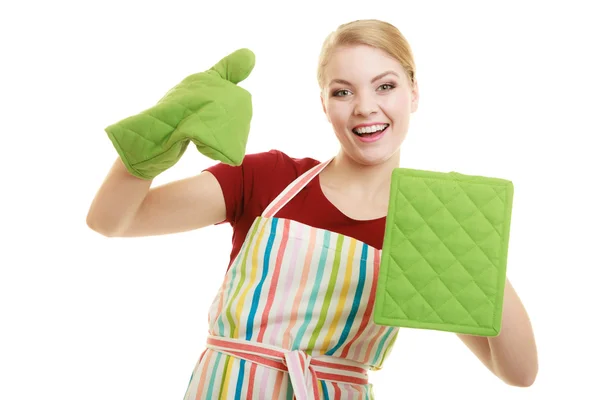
[{"xmin": 204, "ymin": 150, "xmax": 387, "ymax": 268}]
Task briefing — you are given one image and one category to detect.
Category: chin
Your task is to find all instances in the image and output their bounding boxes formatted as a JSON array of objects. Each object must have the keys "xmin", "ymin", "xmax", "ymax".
[
  {"xmin": 347, "ymin": 148, "xmax": 400, "ymax": 167},
  {"xmin": 350, "ymin": 140, "xmax": 404, "ymax": 167},
  {"xmin": 334, "ymin": 126, "xmax": 405, "ymax": 166}
]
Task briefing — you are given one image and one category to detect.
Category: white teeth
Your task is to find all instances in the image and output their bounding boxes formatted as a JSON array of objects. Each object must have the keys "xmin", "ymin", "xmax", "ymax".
[{"xmin": 353, "ymin": 124, "xmax": 389, "ymax": 134}]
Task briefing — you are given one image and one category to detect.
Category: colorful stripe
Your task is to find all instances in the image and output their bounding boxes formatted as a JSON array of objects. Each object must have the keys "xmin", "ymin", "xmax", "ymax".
[
  {"xmin": 262, "ymin": 158, "xmax": 332, "ymax": 218},
  {"xmin": 205, "ymin": 335, "xmax": 368, "ymax": 399},
  {"xmin": 327, "ymin": 241, "xmax": 367, "ymax": 356},
  {"xmin": 283, "ymin": 224, "xmax": 316, "ymax": 349},
  {"xmin": 222, "ymin": 219, "xmax": 261, "ymax": 336},
  {"xmin": 185, "ymin": 157, "xmax": 399, "ymax": 399},
  {"xmin": 341, "ymin": 248, "xmax": 380, "ymax": 360},
  {"xmin": 269, "ymin": 220, "xmax": 303, "ymax": 345},
  {"xmin": 293, "ymin": 229, "xmax": 331, "ymax": 351},
  {"xmin": 307, "ymin": 234, "xmax": 345, "ymax": 350},
  {"xmin": 252, "ymin": 218, "xmax": 290, "ymax": 397},
  {"xmin": 247, "ymin": 218, "xmax": 280, "ymax": 339}
]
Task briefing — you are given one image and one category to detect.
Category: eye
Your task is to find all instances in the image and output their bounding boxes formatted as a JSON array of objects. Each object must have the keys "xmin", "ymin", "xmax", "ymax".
[
  {"xmin": 378, "ymin": 83, "xmax": 396, "ymax": 91},
  {"xmin": 332, "ymin": 89, "xmax": 351, "ymax": 97}
]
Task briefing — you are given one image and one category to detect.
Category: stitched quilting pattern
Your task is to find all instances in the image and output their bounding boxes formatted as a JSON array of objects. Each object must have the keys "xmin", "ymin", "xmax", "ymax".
[
  {"xmin": 104, "ymin": 50, "xmax": 255, "ymax": 180},
  {"xmin": 373, "ymin": 168, "xmax": 514, "ymax": 336}
]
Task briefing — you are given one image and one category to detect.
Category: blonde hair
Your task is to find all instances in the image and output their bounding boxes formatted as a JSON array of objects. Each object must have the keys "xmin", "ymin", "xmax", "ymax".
[{"xmin": 317, "ymin": 19, "xmax": 416, "ymax": 91}]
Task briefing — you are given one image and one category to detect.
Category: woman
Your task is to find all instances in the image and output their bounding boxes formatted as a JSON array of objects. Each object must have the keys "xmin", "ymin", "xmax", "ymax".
[{"xmin": 87, "ymin": 19, "xmax": 538, "ymax": 399}]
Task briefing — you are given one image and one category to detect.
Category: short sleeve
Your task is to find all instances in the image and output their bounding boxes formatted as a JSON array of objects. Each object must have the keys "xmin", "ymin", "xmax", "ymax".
[{"xmin": 203, "ymin": 149, "xmax": 284, "ymax": 225}]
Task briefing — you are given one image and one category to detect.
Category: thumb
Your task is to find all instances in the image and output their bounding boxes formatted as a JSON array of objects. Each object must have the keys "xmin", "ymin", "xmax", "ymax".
[{"xmin": 208, "ymin": 48, "xmax": 255, "ymax": 84}]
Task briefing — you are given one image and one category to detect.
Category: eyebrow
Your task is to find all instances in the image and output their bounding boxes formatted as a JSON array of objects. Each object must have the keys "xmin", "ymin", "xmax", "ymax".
[{"xmin": 328, "ymin": 70, "xmax": 400, "ymax": 87}]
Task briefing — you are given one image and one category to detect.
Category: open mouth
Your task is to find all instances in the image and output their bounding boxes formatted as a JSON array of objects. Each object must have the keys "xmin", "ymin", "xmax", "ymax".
[{"xmin": 352, "ymin": 123, "xmax": 389, "ymax": 137}]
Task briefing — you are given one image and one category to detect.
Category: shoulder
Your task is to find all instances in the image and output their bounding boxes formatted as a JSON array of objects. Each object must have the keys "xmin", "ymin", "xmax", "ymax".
[
  {"xmin": 248, "ymin": 149, "xmax": 320, "ymax": 169},
  {"xmin": 232, "ymin": 149, "xmax": 321, "ymax": 180},
  {"xmin": 244, "ymin": 149, "xmax": 320, "ymax": 209},
  {"xmin": 203, "ymin": 149, "xmax": 321, "ymax": 222},
  {"xmin": 204, "ymin": 148, "xmax": 320, "ymax": 185}
]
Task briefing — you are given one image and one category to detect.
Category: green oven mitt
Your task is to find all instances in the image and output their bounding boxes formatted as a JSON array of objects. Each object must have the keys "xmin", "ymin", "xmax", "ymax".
[{"xmin": 104, "ymin": 48, "xmax": 255, "ymax": 180}]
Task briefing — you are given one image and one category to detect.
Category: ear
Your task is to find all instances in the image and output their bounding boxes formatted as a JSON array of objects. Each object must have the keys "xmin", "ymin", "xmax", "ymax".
[
  {"xmin": 320, "ymin": 93, "xmax": 331, "ymax": 123},
  {"xmin": 410, "ymin": 78, "xmax": 420, "ymax": 113}
]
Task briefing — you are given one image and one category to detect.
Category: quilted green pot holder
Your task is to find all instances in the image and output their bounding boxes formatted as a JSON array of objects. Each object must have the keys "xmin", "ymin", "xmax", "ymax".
[{"xmin": 373, "ymin": 168, "xmax": 514, "ymax": 336}]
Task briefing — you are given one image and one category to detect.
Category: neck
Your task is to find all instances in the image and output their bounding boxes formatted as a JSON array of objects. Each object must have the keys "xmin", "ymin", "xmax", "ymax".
[{"xmin": 322, "ymin": 149, "xmax": 401, "ymax": 201}]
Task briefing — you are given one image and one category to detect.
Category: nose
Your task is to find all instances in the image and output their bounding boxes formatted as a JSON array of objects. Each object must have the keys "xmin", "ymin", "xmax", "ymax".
[{"xmin": 353, "ymin": 93, "xmax": 378, "ymax": 117}]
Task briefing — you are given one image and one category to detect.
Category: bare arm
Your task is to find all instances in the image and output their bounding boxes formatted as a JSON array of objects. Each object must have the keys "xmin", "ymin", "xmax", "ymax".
[
  {"xmin": 86, "ymin": 157, "xmax": 226, "ymax": 237},
  {"xmin": 457, "ymin": 279, "xmax": 538, "ymax": 387}
]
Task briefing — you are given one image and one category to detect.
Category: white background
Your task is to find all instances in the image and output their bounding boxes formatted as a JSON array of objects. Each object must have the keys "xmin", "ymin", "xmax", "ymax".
[{"xmin": 1, "ymin": 0, "xmax": 599, "ymax": 399}]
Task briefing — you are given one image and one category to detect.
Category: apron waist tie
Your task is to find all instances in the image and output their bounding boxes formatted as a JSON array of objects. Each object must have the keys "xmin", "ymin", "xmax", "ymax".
[{"xmin": 206, "ymin": 335, "xmax": 370, "ymax": 400}]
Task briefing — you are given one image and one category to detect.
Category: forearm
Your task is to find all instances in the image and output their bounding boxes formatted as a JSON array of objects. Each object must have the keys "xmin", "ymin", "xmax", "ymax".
[
  {"xmin": 488, "ymin": 279, "xmax": 538, "ymax": 386},
  {"xmin": 86, "ymin": 157, "xmax": 152, "ymax": 236},
  {"xmin": 458, "ymin": 279, "xmax": 538, "ymax": 387}
]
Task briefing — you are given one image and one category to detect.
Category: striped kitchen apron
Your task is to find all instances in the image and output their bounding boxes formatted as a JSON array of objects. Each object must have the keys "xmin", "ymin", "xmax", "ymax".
[{"xmin": 183, "ymin": 158, "xmax": 399, "ymax": 399}]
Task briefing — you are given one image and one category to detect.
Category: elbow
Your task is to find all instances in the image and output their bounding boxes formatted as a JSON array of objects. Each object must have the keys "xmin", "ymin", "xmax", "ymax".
[
  {"xmin": 516, "ymin": 357, "xmax": 539, "ymax": 388},
  {"xmin": 500, "ymin": 363, "xmax": 538, "ymax": 388},
  {"xmin": 511, "ymin": 371, "xmax": 537, "ymax": 388},
  {"xmin": 86, "ymin": 213, "xmax": 119, "ymax": 237},
  {"xmin": 519, "ymin": 365, "xmax": 538, "ymax": 387}
]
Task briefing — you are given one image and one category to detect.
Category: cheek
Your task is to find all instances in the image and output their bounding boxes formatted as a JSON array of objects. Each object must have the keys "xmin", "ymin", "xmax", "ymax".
[
  {"xmin": 385, "ymin": 93, "xmax": 411, "ymax": 116},
  {"xmin": 326, "ymin": 102, "xmax": 350, "ymax": 127}
]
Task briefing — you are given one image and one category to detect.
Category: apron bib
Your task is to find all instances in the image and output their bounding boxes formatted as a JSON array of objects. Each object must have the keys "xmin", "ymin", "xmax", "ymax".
[{"xmin": 184, "ymin": 159, "xmax": 399, "ymax": 400}]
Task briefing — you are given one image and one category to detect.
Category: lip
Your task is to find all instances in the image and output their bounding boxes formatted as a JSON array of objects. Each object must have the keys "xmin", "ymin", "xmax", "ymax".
[
  {"xmin": 354, "ymin": 124, "xmax": 389, "ymax": 143},
  {"xmin": 352, "ymin": 122, "xmax": 390, "ymax": 130}
]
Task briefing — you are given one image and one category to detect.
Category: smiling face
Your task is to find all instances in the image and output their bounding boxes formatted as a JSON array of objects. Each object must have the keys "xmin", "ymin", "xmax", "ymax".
[{"xmin": 320, "ymin": 44, "xmax": 419, "ymax": 166}]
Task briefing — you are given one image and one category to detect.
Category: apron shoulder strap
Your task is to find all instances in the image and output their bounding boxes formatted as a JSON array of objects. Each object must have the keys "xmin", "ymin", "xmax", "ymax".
[{"xmin": 261, "ymin": 157, "xmax": 333, "ymax": 218}]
